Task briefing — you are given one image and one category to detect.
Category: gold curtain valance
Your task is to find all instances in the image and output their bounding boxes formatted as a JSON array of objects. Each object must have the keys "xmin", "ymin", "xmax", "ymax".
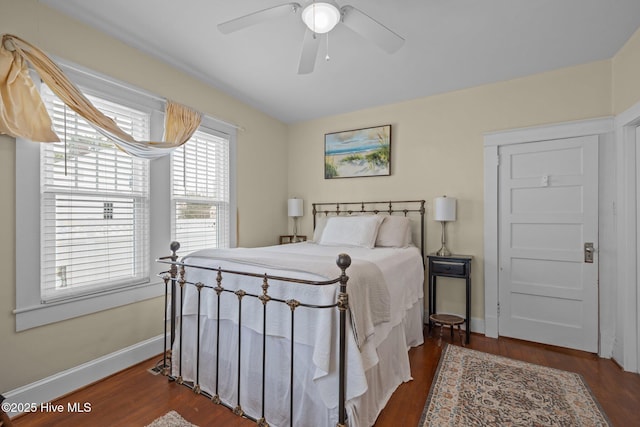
[{"xmin": 0, "ymin": 34, "xmax": 202, "ymax": 159}]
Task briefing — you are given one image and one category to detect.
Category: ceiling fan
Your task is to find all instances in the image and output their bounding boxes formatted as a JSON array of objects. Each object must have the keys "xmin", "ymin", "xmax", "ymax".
[{"xmin": 218, "ymin": 1, "xmax": 405, "ymax": 74}]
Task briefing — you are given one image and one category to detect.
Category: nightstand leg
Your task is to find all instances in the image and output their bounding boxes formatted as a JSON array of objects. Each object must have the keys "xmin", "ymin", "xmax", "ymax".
[
  {"xmin": 466, "ymin": 276, "xmax": 471, "ymax": 344},
  {"xmin": 428, "ymin": 275, "xmax": 436, "ymax": 333},
  {"xmin": 438, "ymin": 323, "xmax": 443, "ymax": 347},
  {"xmin": 458, "ymin": 324, "xmax": 465, "ymax": 347}
]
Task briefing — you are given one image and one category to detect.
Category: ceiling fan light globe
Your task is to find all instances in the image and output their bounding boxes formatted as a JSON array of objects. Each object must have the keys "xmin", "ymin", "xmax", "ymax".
[{"xmin": 302, "ymin": 2, "xmax": 341, "ymax": 34}]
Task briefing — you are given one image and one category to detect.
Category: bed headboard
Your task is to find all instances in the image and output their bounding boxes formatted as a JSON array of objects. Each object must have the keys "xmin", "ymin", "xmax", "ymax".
[{"xmin": 312, "ymin": 200, "xmax": 426, "ymax": 261}]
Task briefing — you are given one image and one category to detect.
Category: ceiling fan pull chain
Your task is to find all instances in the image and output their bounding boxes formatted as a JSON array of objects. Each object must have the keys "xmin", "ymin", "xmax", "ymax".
[{"xmin": 326, "ymin": 33, "xmax": 330, "ymax": 61}]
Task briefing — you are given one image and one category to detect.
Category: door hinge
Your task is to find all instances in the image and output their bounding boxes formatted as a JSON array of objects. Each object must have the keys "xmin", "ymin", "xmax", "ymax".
[
  {"xmin": 497, "ymin": 301, "xmax": 500, "ymax": 317},
  {"xmin": 496, "ymin": 154, "xmax": 500, "ymax": 166}
]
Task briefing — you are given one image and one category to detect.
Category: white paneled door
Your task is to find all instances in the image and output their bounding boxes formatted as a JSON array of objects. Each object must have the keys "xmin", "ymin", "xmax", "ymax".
[{"xmin": 498, "ymin": 135, "xmax": 599, "ymax": 352}]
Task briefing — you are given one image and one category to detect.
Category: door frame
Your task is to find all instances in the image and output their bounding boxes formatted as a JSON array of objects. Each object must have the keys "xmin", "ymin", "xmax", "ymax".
[
  {"xmin": 614, "ymin": 100, "xmax": 640, "ymax": 373},
  {"xmin": 483, "ymin": 117, "xmax": 614, "ymax": 355}
]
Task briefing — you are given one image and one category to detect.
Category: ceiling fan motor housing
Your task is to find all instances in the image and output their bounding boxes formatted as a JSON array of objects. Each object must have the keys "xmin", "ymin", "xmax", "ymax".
[{"xmin": 301, "ymin": 1, "xmax": 342, "ymax": 34}]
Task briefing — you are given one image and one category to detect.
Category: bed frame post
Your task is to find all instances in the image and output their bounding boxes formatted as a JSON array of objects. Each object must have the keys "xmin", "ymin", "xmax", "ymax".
[
  {"xmin": 169, "ymin": 242, "xmax": 180, "ymax": 354},
  {"xmin": 312, "ymin": 203, "xmax": 318, "ymax": 231},
  {"xmin": 336, "ymin": 253, "xmax": 351, "ymax": 427},
  {"xmin": 419, "ymin": 200, "xmax": 426, "ymax": 264},
  {"xmin": 160, "ymin": 241, "xmax": 181, "ymax": 377}
]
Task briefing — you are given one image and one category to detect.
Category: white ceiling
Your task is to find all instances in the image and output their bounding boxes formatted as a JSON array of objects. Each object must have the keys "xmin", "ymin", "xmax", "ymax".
[{"xmin": 41, "ymin": 0, "xmax": 640, "ymax": 124}]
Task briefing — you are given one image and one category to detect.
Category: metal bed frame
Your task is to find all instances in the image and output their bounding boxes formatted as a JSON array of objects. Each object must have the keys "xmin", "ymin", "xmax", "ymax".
[
  {"xmin": 158, "ymin": 245, "xmax": 351, "ymax": 427},
  {"xmin": 156, "ymin": 200, "xmax": 425, "ymax": 427}
]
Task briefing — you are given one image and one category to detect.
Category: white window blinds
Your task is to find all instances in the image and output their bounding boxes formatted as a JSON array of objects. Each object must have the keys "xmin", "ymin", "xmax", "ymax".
[
  {"xmin": 40, "ymin": 85, "xmax": 150, "ymax": 302},
  {"xmin": 172, "ymin": 129, "xmax": 230, "ymax": 254}
]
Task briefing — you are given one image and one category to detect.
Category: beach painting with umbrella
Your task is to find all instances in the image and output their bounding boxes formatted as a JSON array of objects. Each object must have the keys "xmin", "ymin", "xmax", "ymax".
[{"xmin": 324, "ymin": 125, "xmax": 391, "ymax": 179}]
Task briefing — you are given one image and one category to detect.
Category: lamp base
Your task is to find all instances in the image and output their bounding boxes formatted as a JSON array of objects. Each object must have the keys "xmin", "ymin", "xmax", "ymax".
[
  {"xmin": 436, "ymin": 246, "xmax": 451, "ymax": 257},
  {"xmin": 291, "ymin": 217, "xmax": 299, "ymax": 243},
  {"xmin": 437, "ymin": 221, "xmax": 452, "ymax": 256}
]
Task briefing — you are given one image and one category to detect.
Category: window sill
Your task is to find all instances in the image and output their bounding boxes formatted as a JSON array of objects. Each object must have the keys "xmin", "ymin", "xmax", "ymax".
[{"xmin": 14, "ymin": 281, "xmax": 164, "ymax": 332}]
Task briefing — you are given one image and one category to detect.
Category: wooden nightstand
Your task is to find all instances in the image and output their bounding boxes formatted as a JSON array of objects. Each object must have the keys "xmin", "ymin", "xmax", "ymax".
[
  {"xmin": 279, "ymin": 235, "xmax": 307, "ymax": 244},
  {"xmin": 427, "ymin": 254, "xmax": 473, "ymax": 344}
]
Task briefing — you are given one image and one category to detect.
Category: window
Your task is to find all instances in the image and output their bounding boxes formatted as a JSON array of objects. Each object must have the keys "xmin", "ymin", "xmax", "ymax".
[
  {"xmin": 172, "ymin": 129, "xmax": 230, "ymax": 254},
  {"xmin": 40, "ymin": 86, "xmax": 150, "ymax": 302},
  {"xmin": 14, "ymin": 60, "xmax": 237, "ymax": 331}
]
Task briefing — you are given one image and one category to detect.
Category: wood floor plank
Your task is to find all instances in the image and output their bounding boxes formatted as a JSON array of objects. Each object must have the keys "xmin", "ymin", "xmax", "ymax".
[{"xmin": 11, "ymin": 328, "xmax": 640, "ymax": 426}]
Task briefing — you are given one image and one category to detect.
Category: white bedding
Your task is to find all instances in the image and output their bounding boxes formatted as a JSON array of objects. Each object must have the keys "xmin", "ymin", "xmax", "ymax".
[
  {"xmin": 172, "ymin": 242, "xmax": 424, "ymax": 426},
  {"xmin": 182, "ymin": 246, "xmax": 392, "ymax": 349}
]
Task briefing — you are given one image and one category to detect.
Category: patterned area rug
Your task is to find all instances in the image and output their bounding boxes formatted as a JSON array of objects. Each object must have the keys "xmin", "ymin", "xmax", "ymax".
[
  {"xmin": 420, "ymin": 344, "xmax": 611, "ymax": 426},
  {"xmin": 145, "ymin": 411, "xmax": 199, "ymax": 427}
]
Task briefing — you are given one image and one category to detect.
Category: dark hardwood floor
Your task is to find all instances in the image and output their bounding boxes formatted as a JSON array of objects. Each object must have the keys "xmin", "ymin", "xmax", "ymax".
[{"xmin": 11, "ymin": 328, "xmax": 640, "ymax": 426}]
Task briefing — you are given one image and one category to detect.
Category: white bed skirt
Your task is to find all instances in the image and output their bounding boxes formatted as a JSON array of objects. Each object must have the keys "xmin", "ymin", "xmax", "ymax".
[{"xmin": 172, "ymin": 299, "xmax": 424, "ymax": 427}]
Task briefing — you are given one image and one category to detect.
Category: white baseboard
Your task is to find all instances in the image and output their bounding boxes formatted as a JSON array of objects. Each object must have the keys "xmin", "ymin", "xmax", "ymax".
[
  {"xmin": 469, "ymin": 316, "xmax": 485, "ymax": 335},
  {"xmin": 3, "ymin": 334, "xmax": 163, "ymax": 418}
]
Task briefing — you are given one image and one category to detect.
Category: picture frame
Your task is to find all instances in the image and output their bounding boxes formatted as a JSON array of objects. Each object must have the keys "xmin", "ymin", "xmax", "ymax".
[{"xmin": 324, "ymin": 124, "xmax": 392, "ymax": 179}]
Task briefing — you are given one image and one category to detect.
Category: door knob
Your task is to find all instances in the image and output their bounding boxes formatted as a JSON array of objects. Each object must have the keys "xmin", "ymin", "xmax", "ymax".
[{"xmin": 584, "ymin": 242, "xmax": 594, "ymax": 263}]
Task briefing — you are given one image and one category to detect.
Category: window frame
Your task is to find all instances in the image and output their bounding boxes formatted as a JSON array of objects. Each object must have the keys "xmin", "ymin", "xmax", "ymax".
[
  {"xmin": 14, "ymin": 59, "xmax": 236, "ymax": 331},
  {"xmin": 39, "ymin": 88, "xmax": 152, "ymax": 302}
]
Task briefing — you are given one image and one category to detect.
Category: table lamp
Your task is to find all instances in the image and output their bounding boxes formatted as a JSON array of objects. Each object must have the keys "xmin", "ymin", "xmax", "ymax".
[
  {"xmin": 288, "ymin": 198, "xmax": 304, "ymax": 242},
  {"xmin": 434, "ymin": 196, "xmax": 456, "ymax": 256}
]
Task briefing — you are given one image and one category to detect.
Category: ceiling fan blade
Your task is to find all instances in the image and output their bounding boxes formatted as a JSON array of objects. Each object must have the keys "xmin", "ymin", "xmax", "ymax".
[
  {"xmin": 218, "ymin": 2, "xmax": 301, "ymax": 34},
  {"xmin": 340, "ymin": 5, "xmax": 405, "ymax": 53},
  {"xmin": 298, "ymin": 28, "xmax": 320, "ymax": 74}
]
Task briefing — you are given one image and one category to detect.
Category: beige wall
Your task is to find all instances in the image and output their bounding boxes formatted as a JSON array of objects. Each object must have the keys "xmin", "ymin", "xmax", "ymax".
[
  {"xmin": 0, "ymin": 0, "xmax": 288, "ymax": 392},
  {"xmin": 288, "ymin": 60, "xmax": 613, "ymax": 323},
  {"xmin": 613, "ymin": 27, "xmax": 640, "ymax": 114}
]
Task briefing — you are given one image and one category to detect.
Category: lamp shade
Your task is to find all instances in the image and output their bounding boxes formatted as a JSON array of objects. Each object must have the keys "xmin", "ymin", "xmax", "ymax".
[
  {"xmin": 434, "ymin": 196, "xmax": 456, "ymax": 222},
  {"xmin": 301, "ymin": 1, "xmax": 341, "ymax": 34},
  {"xmin": 288, "ymin": 198, "xmax": 304, "ymax": 217}
]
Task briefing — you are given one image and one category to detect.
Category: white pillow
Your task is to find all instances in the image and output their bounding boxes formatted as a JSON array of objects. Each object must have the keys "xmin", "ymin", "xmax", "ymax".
[
  {"xmin": 375, "ymin": 215, "xmax": 411, "ymax": 247},
  {"xmin": 313, "ymin": 213, "xmax": 374, "ymax": 242},
  {"xmin": 404, "ymin": 223, "xmax": 414, "ymax": 246},
  {"xmin": 312, "ymin": 215, "xmax": 330, "ymax": 242},
  {"xmin": 319, "ymin": 215, "xmax": 384, "ymax": 248}
]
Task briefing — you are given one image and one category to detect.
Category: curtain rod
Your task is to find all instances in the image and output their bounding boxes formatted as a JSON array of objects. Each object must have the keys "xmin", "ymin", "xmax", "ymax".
[{"xmin": 54, "ymin": 55, "xmax": 244, "ymax": 132}]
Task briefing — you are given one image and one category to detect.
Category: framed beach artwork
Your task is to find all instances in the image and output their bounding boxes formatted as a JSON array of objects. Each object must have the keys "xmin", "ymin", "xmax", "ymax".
[{"xmin": 324, "ymin": 124, "xmax": 392, "ymax": 179}]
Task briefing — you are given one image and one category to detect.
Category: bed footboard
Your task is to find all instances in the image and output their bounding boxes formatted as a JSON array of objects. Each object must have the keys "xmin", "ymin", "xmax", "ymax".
[{"xmin": 157, "ymin": 242, "xmax": 351, "ymax": 427}]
